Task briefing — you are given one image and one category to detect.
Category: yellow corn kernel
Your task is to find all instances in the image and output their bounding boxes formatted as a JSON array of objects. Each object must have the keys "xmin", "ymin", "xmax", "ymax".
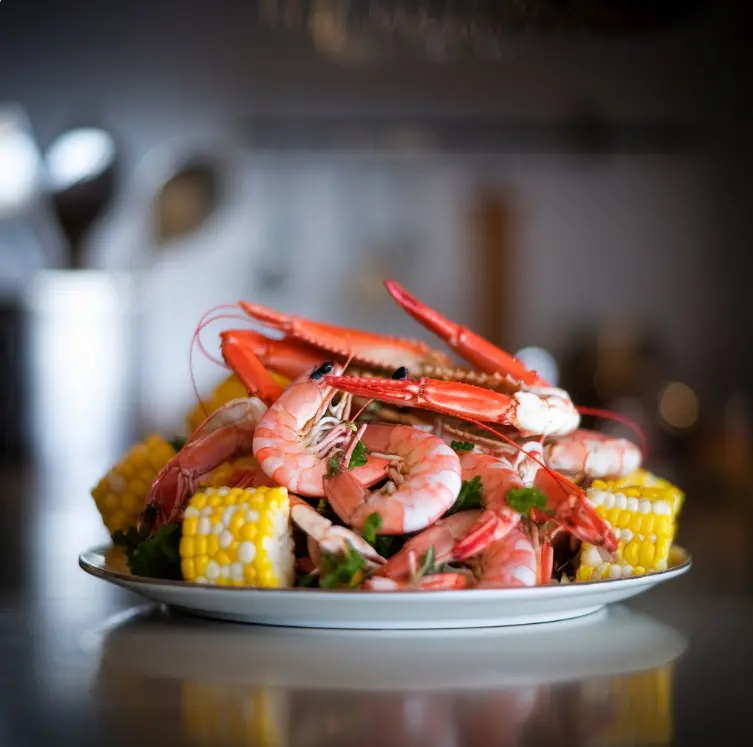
[
  {"xmin": 579, "ymin": 474, "xmax": 683, "ymax": 582},
  {"xmin": 91, "ymin": 435, "xmax": 177, "ymax": 536},
  {"xmin": 639, "ymin": 542, "xmax": 656, "ymax": 568},
  {"xmin": 179, "ymin": 486, "xmax": 294, "ymax": 587},
  {"xmin": 195, "ymin": 535, "xmax": 208, "ymax": 556}
]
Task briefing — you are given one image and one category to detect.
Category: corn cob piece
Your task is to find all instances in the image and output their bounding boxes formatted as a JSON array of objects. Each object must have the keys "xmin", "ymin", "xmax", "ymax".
[
  {"xmin": 611, "ymin": 468, "xmax": 685, "ymax": 513},
  {"xmin": 91, "ymin": 435, "xmax": 177, "ymax": 535},
  {"xmin": 186, "ymin": 372, "xmax": 290, "ymax": 434},
  {"xmin": 576, "ymin": 477, "xmax": 682, "ymax": 581},
  {"xmin": 179, "ymin": 486, "xmax": 294, "ymax": 587}
]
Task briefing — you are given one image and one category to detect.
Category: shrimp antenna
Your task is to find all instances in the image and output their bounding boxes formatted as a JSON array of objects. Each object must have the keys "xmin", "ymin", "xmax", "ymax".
[
  {"xmin": 410, "ymin": 398, "xmax": 583, "ymax": 499},
  {"xmin": 188, "ymin": 303, "xmax": 254, "ymax": 427},
  {"xmin": 576, "ymin": 406, "xmax": 648, "ymax": 460}
]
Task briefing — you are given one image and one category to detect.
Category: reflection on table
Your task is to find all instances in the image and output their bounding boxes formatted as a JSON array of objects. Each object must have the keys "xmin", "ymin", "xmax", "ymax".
[{"xmin": 87, "ymin": 604, "xmax": 686, "ymax": 747}]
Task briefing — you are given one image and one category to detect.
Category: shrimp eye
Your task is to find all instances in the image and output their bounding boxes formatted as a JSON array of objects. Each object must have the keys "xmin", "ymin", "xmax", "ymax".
[
  {"xmin": 391, "ymin": 366, "xmax": 408, "ymax": 380},
  {"xmin": 311, "ymin": 361, "xmax": 335, "ymax": 380}
]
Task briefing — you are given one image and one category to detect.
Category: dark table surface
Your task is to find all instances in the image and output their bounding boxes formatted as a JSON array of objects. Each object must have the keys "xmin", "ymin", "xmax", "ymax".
[{"xmin": 1, "ymin": 458, "xmax": 750, "ymax": 747}]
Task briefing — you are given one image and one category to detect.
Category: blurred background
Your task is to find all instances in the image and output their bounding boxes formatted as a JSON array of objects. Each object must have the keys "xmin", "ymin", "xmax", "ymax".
[{"xmin": 1, "ymin": 0, "xmax": 751, "ymax": 492}]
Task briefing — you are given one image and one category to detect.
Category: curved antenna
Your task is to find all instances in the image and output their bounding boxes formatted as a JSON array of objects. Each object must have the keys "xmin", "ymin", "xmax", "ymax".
[{"xmin": 576, "ymin": 406, "xmax": 648, "ymax": 460}]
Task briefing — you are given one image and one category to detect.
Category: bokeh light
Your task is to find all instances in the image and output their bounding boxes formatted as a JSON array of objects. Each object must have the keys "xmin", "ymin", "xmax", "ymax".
[
  {"xmin": 45, "ymin": 127, "xmax": 115, "ymax": 190},
  {"xmin": 658, "ymin": 381, "xmax": 699, "ymax": 430}
]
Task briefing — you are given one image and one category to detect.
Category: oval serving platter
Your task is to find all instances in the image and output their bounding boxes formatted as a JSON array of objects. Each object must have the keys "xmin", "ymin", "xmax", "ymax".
[{"xmin": 79, "ymin": 544, "xmax": 691, "ymax": 630}]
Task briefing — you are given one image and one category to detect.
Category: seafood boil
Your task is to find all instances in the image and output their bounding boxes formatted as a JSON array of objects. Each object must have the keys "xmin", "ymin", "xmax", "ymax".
[{"xmin": 91, "ymin": 281, "xmax": 685, "ymax": 590}]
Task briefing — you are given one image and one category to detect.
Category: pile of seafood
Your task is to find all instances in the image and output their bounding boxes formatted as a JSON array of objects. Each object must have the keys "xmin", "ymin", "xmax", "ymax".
[{"xmin": 91, "ymin": 280, "xmax": 684, "ymax": 590}]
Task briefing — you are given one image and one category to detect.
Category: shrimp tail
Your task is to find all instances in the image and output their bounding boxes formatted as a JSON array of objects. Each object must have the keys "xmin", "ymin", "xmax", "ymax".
[{"xmin": 452, "ymin": 511, "xmax": 521, "ymax": 561}]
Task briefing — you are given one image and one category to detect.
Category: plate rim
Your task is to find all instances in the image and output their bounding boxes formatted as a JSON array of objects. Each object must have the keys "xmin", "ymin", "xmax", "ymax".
[{"xmin": 79, "ymin": 543, "xmax": 692, "ymax": 599}]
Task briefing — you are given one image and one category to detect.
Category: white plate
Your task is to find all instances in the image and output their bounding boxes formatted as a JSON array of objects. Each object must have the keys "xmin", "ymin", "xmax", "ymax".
[
  {"xmin": 79, "ymin": 544, "xmax": 691, "ymax": 630},
  {"xmin": 83, "ymin": 604, "xmax": 688, "ymax": 690}
]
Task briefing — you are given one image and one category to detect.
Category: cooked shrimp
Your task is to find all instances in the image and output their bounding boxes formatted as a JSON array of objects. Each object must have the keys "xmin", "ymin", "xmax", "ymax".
[
  {"xmin": 474, "ymin": 529, "xmax": 539, "ymax": 588},
  {"xmin": 379, "ymin": 510, "xmax": 481, "ymax": 580},
  {"xmin": 363, "ymin": 572, "xmax": 472, "ymax": 591},
  {"xmin": 252, "ymin": 362, "xmax": 389, "ymax": 497},
  {"xmin": 544, "ymin": 428, "xmax": 642, "ymax": 478},
  {"xmin": 452, "ymin": 451, "xmax": 525, "ymax": 561},
  {"xmin": 289, "ymin": 495, "xmax": 385, "ymax": 569},
  {"xmin": 324, "ymin": 424, "xmax": 462, "ymax": 534},
  {"xmin": 142, "ymin": 397, "xmax": 267, "ymax": 531}
]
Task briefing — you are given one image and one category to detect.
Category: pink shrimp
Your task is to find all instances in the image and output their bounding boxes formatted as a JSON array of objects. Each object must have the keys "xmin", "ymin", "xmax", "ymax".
[
  {"xmin": 363, "ymin": 572, "xmax": 471, "ymax": 591},
  {"xmin": 252, "ymin": 362, "xmax": 389, "ymax": 497},
  {"xmin": 451, "ymin": 450, "xmax": 526, "ymax": 561},
  {"xmin": 141, "ymin": 397, "xmax": 268, "ymax": 532},
  {"xmin": 474, "ymin": 529, "xmax": 540, "ymax": 588},
  {"xmin": 289, "ymin": 495, "xmax": 385, "ymax": 569},
  {"xmin": 544, "ymin": 428, "xmax": 642, "ymax": 478},
  {"xmin": 378, "ymin": 510, "xmax": 481, "ymax": 580},
  {"xmin": 323, "ymin": 424, "xmax": 462, "ymax": 535}
]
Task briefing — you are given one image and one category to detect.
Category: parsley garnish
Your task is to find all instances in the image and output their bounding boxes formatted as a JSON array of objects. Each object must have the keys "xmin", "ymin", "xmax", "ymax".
[
  {"xmin": 506, "ymin": 487, "xmax": 551, "ymax": 518},
  {"xmin": 348, "ymin": 440, "xmax": 369, "ymax": 469},
  {"xmin": 316, "ymin": 498, "xmax": 328, "ymax": 514},
  {"xmin": 319, "ymin": 546, "xmax": 367, "ymax": 588},
  {"xmin": 374, "ymin": 534, "xmax": 402, "ymax": 558},
  {"xmin": 445, "ymin": 476, "xmax": 484, "ymax": 516},
  {"xmin": 168, "ymin": 436, "xmax": 187, "ymax": 452},
  {"xmin": 297, "ymin": 572, "xmax": 319, "ymax": 587},
  {"xmin": 327, "ymin": 456, "xmax": 340, "ymax": 475},
  {"xmin": 417, "ymin": 545, "xmax": 436, "ymax": 578},
  {"xmin": 361, "ymin": 512, "xmax": 383, "ymax": 545},
  {"xmin": 122, "ymin": 523, "xmax": 182, "ymax": 579},
  {"xmin": 450, "ymin": 440, "xmax": 475, "ymax": 452},
  {"xmin": 326, "ymin": 440, "xmax": 369, "ymax": 475}
]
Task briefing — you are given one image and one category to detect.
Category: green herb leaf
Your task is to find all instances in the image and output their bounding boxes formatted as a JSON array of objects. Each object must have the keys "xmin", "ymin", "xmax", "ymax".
[
  {"xmin": 319, "ymin": 546, "xmax": 367, "ymax": 589},
  {"xmin": 417, "ymin": 545, "xmax": 436, "ymax": 578},
  {"xmin": 374, "ymin": 534, "xmax": 402, "ymax": 558},
  {"xmin": 297, "ymin": 572, "xmax": 319, "ymax": 588},
  {"xmin": 450, "ymin": 440, "xmax": 475, "ymax": 452},
  {"xmin": 445, "ymin": 475, "xmax": 484, "ymax": 516},
  {"xmin": 127, "ymin": 522, "xmax": 182, "ymax": 580},
  {"xmin": 506, "ymin": 487, "xmax": 549, "ymax": 518},
  {"xmin": 168, "ymin": 436, "xmax": 187, "ymax": 452},
  {"xmin": 348, "ymin": 440, "xmax": 369, "ymax": 469},
  {"xmin": 361, "ymin": 512, "xmax": 383, "ymax": 545},
  {"xmin": 327, "ymin": 456, "xmax": 340, "ymax": 475},
  {"xmin": 316, "ymin": 499, "xmax": 328, "ymax": 514},
  {"xmin": 111, "ymin": 526, "xmax": 145, "ymax": 555}
]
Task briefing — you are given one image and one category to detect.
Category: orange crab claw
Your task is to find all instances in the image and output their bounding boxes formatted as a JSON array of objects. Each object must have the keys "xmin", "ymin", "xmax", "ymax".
[
  {"xmin": 384, "ymin": 280, "xmax": 545, "ymax": 387},
  {"xmin": 238, "ymin": 300, "xmax": 449, "ymax": 372},
  {"xmin": 221, "ymin": 329, "xmax": 325, "ymax": 382},
  {"xmin": 219, "ymin": 330, "xmax": 284, "ymax": 406}
]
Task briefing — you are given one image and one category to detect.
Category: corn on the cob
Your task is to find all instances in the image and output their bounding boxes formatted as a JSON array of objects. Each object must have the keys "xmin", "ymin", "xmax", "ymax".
[
  {"xmin": 576, "ymin": 476, "xmax": 682, "ymax": 581},
  {"xmin": 186, "ymin": 372, "xmax": 290, "ymax": 434},
  {"xmin": 91, "ymin": 435, "xmax": 177, "ymax": 535},
  {"xmin": 611, "ymin": 468, "xmax": 685, "ymax": 513},
  {"xmin": 179, "ymin": 486, "xmax": 294, "ymax": 587}
]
